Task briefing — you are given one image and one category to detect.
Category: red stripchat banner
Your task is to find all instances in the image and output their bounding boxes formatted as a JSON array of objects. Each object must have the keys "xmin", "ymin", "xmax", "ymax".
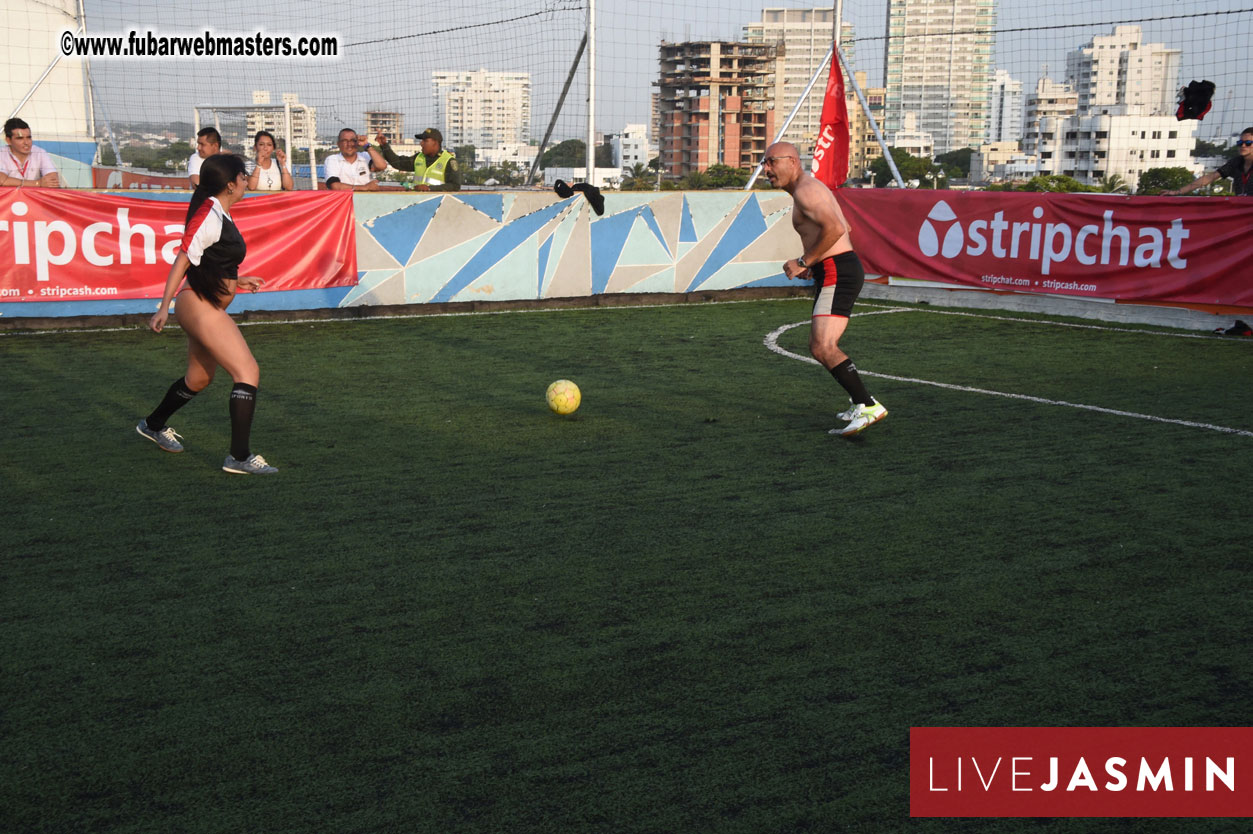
[
  {"xmin": 836, "ymin": 190, "xmax": 1253, "ymax": 307},
  {"xmin": 911, "ymin": 727, "xmax": 1253, "ymax": 817},
  {"xmin": 0, "ymin": 189, "xmax": 357, "ymax": 302}
]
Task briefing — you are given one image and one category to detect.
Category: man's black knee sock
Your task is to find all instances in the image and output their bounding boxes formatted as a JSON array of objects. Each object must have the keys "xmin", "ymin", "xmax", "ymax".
[
  {"xmin": 146, "ymin": 378, "xmax": 198, "ymax": 429},
  {"xmin": 229, "ymin": 383, "xmax": 258, "ymax": 461},
  {"xmin": 829, "ymin": 359, "xmax": 874, "ymax": 406}
]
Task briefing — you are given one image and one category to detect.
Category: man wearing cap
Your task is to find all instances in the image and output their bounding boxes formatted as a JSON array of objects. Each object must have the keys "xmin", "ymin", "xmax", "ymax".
[{"xmin": 373, "ymin": 127, "xmax": 461, "ymax": 192}]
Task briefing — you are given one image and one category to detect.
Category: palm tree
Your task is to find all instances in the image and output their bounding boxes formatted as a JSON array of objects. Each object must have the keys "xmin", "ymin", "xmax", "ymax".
[
  {"xmin": 1098, "ymin": 174, "xmax": 1130, "ymax": 194},
  {"xmin": 682, "ymin": 171, "xmax": 710, "ymax": 190},
  {"xmin": 622, "ymin": 162, "xmax": 648, "ymax": 190}
]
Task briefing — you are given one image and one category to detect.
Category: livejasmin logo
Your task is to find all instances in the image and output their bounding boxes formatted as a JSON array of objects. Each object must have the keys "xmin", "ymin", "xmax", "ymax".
[
  {"xmin": 917, "ymin": 200, "xmax": 1190, "ymax": 276},
  {"xmin": 928, "ymin": 754, "xmax": 1235, "ymax": 793},
  {"xmin": 910, "ymin": 727, "xmax": 1253, "ymax": 818}
]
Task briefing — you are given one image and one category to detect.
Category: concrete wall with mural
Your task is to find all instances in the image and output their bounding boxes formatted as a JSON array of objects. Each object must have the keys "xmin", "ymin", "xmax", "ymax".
[{"xmin": 347, "ymin": 190, "xmax": 800, "ymax": 307}]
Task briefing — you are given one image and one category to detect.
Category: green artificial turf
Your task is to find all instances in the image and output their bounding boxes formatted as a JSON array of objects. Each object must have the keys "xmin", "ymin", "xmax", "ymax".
[{"xmin": 2, "ymin": 299, "xmax": 1251, "ymax": 833}]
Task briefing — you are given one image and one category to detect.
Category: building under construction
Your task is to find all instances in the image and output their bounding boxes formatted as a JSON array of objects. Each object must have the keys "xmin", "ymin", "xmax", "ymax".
[{"xmin": 656, "ymin": 41, "xmax": 785, "ymax": 178}]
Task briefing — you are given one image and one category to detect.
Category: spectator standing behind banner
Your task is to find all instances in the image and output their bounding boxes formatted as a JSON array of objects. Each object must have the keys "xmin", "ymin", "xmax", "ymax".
[
  {"xmin": 0, "ymin": 118, "xmax": 60, "ymax": 187},
  {"xmin": 187, "ymin": 127, "xmax": 222, "ymax": 188},
  {"xmin": 324, "ymin": 128, "xmax": 380, "ymax": 191},
  {"xmin": 373, "ymin": 127, "xmax": 461, "ymax": 192},
  {"xmin": 247, "ymin": 130, "xmax": 293, "ymax": 191},
  {"xmin": 1164, "ymin": 127, "xmax": 1253, "ymax": 196}
]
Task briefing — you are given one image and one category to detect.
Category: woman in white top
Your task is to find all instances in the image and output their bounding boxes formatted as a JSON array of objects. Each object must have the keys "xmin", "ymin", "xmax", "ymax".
[{"xmin": 247, "ymin": 130, "xmax": 293, "ymax": 191}]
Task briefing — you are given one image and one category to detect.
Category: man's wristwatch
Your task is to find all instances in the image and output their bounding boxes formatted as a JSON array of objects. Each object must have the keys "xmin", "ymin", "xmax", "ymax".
[{"xmin": 796, "ymin": 256, "xmax": 808, "ymax": 268}]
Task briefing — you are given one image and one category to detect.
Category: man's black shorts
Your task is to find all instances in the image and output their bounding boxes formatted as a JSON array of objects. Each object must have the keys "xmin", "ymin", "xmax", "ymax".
[{"xmin": 811, "ymin": 251, "xmax": 865, "ymax": 319}]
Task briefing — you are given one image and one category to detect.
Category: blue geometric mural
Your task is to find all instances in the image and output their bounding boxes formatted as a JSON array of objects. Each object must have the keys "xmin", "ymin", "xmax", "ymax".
[
  {"xmin": 351, "ymin": 191, "xmax": 799, "ymax": 305},
  {"xmin": 366, "ymin": 199, "xmax": 442, "ymax": 266}
]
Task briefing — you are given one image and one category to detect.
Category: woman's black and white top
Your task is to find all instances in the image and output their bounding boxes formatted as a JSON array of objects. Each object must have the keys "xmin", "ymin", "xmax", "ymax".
[{"xmin": 180, "ymin": 196, "xmax": 246, "ymax": 303}]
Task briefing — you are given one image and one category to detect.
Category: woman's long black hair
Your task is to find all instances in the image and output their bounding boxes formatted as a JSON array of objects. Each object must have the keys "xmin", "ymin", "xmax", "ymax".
[
  {"xmin": 185, "ymin": 153, "xmax": 247, "ymax": 225},
  {"xmin": 185, "ymin": 154, "xmax": 248, "ymax": 303}
]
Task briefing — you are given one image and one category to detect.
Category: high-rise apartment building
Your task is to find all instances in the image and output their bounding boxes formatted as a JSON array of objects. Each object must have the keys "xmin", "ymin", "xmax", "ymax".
[
  {"xmin": 883, "ymin": 0, "xmax": 996, "ymax": 156},
  {"xmin": 432, "ymin": 69, "xmax": 531, "ymax": 150},
  {"xmin": 1022, "ymin": 62, "xmax": 1197, "ymax": 189},
  {"xmin": 1065, "ymin": 25, "xmax": 1180, "ymax": 116},
  {"xmin": 1022, "ymin": 76, "xmax": 1078, "ymax": 169},
  {"xmin": 247, "ymin": 91, "xmax": 316, "ymax": 151},
  {"xmin": 364, "ymin": 110, "xmax": 403, "ymax": 142},
  {"xmin": 988, "ymin": 70, "xmax": 1023, "ymax": 144},
  {"xmin": 743, "ymin": 8, "xmax": 854, "ymax": 155},
  {"xmin": 655, "ymin": 41, "xmax": 784, "ymax": 177},
  {"xmin": 1024, "ymin": 77, "xmax": 1078, "ymax": 125},
  {"xmin": 650, "ymin": 93, "xmax": 662, "ymax": 151}
]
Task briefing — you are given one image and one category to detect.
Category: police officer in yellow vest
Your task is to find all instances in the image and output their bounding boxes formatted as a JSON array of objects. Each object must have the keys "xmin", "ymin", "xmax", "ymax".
[{"xmin": 374, "ymin": 127, "xmax": 462, "ymax": 192}]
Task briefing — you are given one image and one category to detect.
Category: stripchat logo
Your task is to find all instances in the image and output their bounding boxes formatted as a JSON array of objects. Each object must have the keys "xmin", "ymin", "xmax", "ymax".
[
  {"xmin": 915, "ymin": 199, "xmax": 1190, "ymax": 275},
  {"xmin": 918, "ymin": 200, "xmax": 965, "ymax": 258}
]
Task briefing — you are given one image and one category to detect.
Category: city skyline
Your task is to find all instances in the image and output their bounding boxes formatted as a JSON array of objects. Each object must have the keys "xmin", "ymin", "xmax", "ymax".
[{"xmin": 9, "ymin": 1, "xmax": 1250, "ymax": 149}]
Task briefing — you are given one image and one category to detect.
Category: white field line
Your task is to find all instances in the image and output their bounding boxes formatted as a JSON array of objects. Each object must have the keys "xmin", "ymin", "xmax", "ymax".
[
  {"xmin": 764, "ymin": 319, "xmax": 1253, "ymax": 439},
  {"xmin": 0, "ymin": 295, "xmax": 808, "ymax": 338},
  {"xmin": 855, "ymin": 302, "xmax": 1237, "ymax": 341},
  {"xmin": 3, "ymin": 296, "xmax": 1244, "ymax": 340}
]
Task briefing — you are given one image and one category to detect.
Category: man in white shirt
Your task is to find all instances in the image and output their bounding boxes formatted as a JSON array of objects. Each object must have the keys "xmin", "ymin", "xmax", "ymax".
[
  {"xmin": 1, "ymin": 118, "xmax": 60, "ymax": 187},
  {"xmin": 324, "ymin": 128, "xmax": 382, "ymax": 191},
  {"xmin": 187, "ymin": 127, "xmax": 222, "ymax": 188}
]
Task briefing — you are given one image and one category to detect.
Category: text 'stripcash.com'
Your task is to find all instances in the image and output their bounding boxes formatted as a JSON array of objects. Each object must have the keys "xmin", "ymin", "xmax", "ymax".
[{"xmin": 911, "ymin": 727, "xmax": 1253, "ymax": 817}]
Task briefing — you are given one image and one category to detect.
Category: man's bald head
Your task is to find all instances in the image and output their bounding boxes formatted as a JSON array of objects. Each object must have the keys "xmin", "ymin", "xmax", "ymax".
[
  {"xmin": 766, "ymin": 141, "xmax": 799, "ymax": 160},
  {"xmin": 763, "ymin": 142, "xmax": 804, "ymax": 190}
]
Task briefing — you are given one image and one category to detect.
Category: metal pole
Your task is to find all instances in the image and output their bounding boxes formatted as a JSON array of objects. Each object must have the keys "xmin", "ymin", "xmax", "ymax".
[
  {"xmin": 295, "ymin": 105, "xmax": 316, "ymax": 190},
  {"xmin": 90, "ymin": 78, "xmax": 122, "ymax": 169},
  {"xmin": 78, "ymin": 0, "xmax": 94, "ymax": 137},
  {"xmin": 527, "ymin": 34, "xmax": 587, "ymax": 186},
  {"xmin": 585, "ymin": 0, "xmax": 596, "ymax": 186},
  {"xmin": 838, "ymin": 44, "xmax": 903, "ymax": 188},
  {"xmin": 7, "ymin": 47, "xmax": 71, "ymax": 120}
]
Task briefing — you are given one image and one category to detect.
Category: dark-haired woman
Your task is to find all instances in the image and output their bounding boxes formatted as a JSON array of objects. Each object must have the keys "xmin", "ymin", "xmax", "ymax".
[
  {"xmin": 247, "ymin": 130, "xmax": 293, "ymax": 192},
  {"xmin": 136, "ymin": 153, "xmax": 277, "ymax": 475}
]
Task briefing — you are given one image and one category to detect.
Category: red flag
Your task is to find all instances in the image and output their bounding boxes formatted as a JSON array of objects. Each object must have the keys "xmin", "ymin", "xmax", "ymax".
[{"xmin": 811, "ymin": 47, "xmax": 850, "ymax": 189}]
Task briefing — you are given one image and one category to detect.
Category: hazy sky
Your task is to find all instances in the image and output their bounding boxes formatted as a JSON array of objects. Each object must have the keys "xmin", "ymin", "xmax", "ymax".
[{"xmin": 79, "ymin": 0, "xmax": 1250, "ymax": 143}]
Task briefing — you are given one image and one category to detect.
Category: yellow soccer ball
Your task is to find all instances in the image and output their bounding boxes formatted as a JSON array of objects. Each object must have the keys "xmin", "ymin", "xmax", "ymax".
[{"xmin": 546, "ymin": 379, "xmax": 581, "ymax": 415}]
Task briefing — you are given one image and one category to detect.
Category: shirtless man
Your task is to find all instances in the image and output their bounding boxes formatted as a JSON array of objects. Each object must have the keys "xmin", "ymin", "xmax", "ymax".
[{"xmin": 764, "ymin": 141, "xmax": 886, "ymax": 436}]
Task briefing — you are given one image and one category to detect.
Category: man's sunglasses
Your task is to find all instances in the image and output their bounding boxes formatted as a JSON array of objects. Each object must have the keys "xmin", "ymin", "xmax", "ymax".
[{"xmin": 1236, "ymin": 139, "xmax": 1253, "ymax": 147}]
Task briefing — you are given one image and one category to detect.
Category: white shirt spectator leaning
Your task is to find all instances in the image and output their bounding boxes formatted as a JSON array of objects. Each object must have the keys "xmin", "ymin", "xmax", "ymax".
[{"xmin": 1, "ymin": 118, "xmax": 60, "ymax": 188}]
